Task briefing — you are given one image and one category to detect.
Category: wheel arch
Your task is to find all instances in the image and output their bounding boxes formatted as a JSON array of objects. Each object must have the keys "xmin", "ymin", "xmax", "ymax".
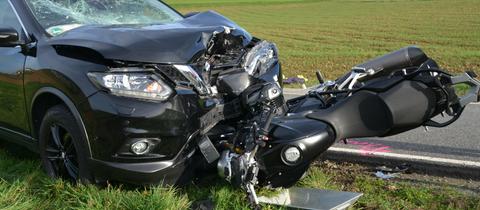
[{"xmin": 31, "ymin": 87, "xmax": 92, "ymax": 158}]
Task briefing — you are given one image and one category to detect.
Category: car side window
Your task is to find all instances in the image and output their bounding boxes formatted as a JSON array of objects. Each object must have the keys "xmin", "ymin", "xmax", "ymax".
[{"xmin": 0, "ymin": 1, "xmax": 24, "ymax": 38}]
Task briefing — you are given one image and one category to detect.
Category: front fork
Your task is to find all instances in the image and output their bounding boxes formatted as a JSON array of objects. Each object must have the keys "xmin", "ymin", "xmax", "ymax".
[{"xmin": 239, "ymin": 106, "xmax": 277, "ymax": 206}]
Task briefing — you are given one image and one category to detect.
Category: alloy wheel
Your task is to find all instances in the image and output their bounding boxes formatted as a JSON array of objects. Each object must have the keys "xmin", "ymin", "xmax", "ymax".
[{"xmin": 45, "ymin": 124, "xmax": 79, "ymax": 181}]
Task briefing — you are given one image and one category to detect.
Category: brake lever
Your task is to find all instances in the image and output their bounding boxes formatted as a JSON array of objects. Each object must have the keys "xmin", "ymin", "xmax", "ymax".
[
  {"xmin": 449, "ymin": 72, "xmax": 480, "ymax": 106},
  {"xmin": 424, "ymin": 72, "xmax": 480, "ymax": 128}
]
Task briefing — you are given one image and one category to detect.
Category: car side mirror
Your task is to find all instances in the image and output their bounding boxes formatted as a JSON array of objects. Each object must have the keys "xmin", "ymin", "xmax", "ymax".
[{"xmin": 0, "ymin": 26, "xmax": 20, "ymax": 47}]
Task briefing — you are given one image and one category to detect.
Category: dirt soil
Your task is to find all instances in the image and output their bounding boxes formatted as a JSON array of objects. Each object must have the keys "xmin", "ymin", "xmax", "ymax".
[{"xmin": 316, "ymin": 160, "xmax": 480, "ymax": 195}]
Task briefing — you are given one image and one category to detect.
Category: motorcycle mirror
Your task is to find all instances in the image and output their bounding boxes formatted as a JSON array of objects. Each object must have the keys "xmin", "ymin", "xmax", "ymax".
[{"xmin": 316, "ymin": 70, "xmax": 325, "ymax": 84}]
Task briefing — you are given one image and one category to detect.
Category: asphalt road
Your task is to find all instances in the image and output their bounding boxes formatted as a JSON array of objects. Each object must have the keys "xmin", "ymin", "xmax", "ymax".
[
  {"xmin": 344, "ymin": 104, "xmax": 480, "ymax": 162},
  {"xmin": 283, "ymin": 89, "xmax": 480, "ymax": 164}
]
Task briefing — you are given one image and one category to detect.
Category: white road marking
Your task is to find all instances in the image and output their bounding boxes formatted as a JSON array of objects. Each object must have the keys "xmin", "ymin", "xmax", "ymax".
[{"xmin": 328, "ymin": 147, "xmax": 480, "ymax": 168}]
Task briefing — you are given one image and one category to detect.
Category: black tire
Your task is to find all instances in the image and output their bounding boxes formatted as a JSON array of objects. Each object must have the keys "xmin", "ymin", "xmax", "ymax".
[{"xmin": 39, "ymin": 105, "xmax": 93, "ymax": 183}]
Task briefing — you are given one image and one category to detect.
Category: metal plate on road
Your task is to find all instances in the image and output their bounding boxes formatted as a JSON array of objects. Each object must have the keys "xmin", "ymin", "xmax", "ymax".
[{"xmin": 258, "ymin": 187, "xmax": 362, "ymax": 210}]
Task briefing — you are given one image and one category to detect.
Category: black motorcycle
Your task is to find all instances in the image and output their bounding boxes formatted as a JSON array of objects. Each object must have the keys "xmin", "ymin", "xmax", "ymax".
[{"xmin": 207, "ymin": 46, "xmax": 480, "ymax": 205}]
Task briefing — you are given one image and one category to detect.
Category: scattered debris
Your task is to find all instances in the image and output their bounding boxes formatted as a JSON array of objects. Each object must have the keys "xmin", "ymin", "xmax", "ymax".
[
  {"xmin": 375, "ymin": 164, "xmax": 410, "ymax": 173},
  {"xmin": 373, "ymin": 164, "xmax": 410, "ymax": 179},
  {"xmin": 284, "ymin": 75, "xmax": 309, "ymax": 89},
  {"xmin": 374, "ymin": 171, "xmax": 398, "ymax": 180}
]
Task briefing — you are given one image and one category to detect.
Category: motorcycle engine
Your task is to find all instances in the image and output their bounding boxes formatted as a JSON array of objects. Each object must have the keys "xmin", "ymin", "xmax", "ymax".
[{"xmin": 217, "ymin": 150, "xmax": 258, "ymax": 187}]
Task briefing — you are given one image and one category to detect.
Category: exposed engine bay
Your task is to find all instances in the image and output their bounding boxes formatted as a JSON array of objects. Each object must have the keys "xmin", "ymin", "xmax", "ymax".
[{"xmin": 178, "ymin": 26, "xmax": 280, "ymax": 98}]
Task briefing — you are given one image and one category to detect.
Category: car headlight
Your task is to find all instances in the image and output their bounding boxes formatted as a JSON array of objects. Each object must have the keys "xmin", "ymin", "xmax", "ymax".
[
  {"xmin": 88, "ymin": 68, "xmax": 173, "ymax": 101},
  {"xmin": 243, "ymin": 41, "xmax": 279, "ymax": 76}
]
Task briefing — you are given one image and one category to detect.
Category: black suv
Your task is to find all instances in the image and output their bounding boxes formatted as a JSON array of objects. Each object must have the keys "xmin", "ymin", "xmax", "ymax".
[{"xmin": 0, "ymin": 0, "xmax": 282, "ymax": 184}]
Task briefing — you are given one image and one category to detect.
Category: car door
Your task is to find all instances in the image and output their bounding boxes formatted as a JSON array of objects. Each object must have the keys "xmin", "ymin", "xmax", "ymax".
[{"xmin": 0, "ymin": 1, "xmax": 29, "ymax": 135}]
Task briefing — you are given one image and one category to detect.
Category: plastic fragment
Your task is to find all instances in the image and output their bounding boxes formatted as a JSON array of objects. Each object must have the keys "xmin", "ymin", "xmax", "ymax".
[{"xmin": 374, "ymin": 171, "xmax": 398, "ymax": 179}]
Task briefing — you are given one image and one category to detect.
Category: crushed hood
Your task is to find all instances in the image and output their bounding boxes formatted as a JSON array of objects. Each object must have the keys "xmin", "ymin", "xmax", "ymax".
[{"xmin": 47, "ymin": 11, "xmax": 252, "ymax": 64}]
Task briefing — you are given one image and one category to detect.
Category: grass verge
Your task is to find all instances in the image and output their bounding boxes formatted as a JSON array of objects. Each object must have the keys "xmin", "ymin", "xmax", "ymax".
[{"xmin": 0, "ymin": 142, "xmax": 478, "ymax": 210}]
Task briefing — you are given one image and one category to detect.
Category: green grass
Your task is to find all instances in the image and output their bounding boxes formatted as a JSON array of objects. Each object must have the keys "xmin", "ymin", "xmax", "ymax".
[
  {"xmin": 0, "ymin": 145, "xmax": 191, "ymax": 210},
  {"xmin": 165, "ymin": 0, "xmax": 480, "ymax": 85},
  {"xmin": 300, "ymin": 165, "xmax": 480, "ymax": 210},
  {"xmin": 0, "ymin": 143, "xmax": 478, "ymax": 210}
]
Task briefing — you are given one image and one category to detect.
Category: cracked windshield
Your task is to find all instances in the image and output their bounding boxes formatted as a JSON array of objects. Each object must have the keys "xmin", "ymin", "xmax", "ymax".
[{"xmin": 26, "ymin": 0, "xmax": 183, "ymax": 36}]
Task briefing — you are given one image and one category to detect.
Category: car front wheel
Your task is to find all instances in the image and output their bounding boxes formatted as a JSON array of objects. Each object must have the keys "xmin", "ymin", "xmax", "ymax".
[{"xmin": 39, "ymin": 105, "xmax": 93, "ymax": 183}]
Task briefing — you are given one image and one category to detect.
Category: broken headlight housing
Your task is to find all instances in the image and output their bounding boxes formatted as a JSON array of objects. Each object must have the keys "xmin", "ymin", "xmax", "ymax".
[
  {"xmin": 243, "ymin": 41, "xmax": 279, "ymax": 76},
  {"xmin": 174, "ymin": 65, "xmax": 212, "ymax": 95},
  {"xmin": 88, "ymin": 68, "xmax": 173, "ymax": 101}
]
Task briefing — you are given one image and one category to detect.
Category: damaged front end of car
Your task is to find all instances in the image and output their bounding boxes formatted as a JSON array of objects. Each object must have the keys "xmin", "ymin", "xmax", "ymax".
[{"xmin": 41, "ymin": 11, "xmax": 284, "ymax": 186}]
